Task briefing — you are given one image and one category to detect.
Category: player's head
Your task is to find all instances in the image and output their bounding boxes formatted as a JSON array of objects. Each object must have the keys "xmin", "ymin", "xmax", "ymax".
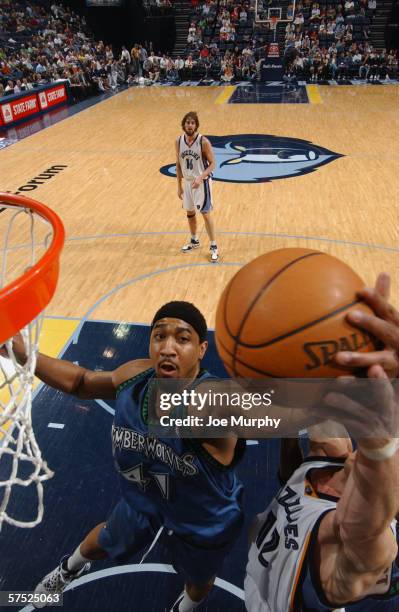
[
  {"xmin": 310, "ymin": 440, "xmax": 355, "ymax": 498},
  {"xmin": 150, "ymin": 301, "xmax": 208, "ymax": 379},
  {"xmin": 182, "ymin": 111, "xmax": 199, "ymax": 136}
]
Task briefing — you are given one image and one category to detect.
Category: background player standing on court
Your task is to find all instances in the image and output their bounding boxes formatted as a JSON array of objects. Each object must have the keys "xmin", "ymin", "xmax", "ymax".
[{"xmin": 176, "ymin": 111, "xmax": 219, "ymax": 262}]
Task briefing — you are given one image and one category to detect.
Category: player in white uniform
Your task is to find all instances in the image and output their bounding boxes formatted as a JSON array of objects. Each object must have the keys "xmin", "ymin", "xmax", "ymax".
[
  {"xmin": 246, "ymin": 388, "xmax": 399, "ymax": 612},
  {"xmin": 246, "ymin": 274, "xmax": 399, "ymax": 612},
  {"xmin": 176, "ymin": 111, "xmax": 219, "ymax": 262}
]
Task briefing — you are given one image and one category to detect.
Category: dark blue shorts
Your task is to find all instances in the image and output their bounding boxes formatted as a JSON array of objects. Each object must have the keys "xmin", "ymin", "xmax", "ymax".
[{"xmin": 98, "ymin": 498, "xmax": 241, "ymax": 584}]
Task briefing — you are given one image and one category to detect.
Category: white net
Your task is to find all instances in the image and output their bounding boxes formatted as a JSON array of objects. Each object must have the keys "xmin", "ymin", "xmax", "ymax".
[{"xmin": 0, "ymin": 203, "xmax": 55, "ymax": 529}]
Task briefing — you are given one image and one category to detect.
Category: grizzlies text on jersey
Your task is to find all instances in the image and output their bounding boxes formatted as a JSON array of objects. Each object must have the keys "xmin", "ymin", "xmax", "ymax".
[{"xmin": 179, "ymin": 133, "xmax": 208, "ymax": 181}]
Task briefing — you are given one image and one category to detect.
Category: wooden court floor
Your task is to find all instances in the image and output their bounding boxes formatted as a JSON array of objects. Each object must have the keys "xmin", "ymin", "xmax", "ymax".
[{"xmin": 2, "ymin": 84, "xmax": 399, "ymax": 331}]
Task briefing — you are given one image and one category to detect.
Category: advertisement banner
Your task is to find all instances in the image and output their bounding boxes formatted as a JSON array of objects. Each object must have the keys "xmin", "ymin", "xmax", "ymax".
[
  {"xmin": 37, "ymin": 84, "xmax": 67, "ymax": 110},
  {"xmin": 0, "ymin": 93, "xmax": 39, "ymax": 124}
]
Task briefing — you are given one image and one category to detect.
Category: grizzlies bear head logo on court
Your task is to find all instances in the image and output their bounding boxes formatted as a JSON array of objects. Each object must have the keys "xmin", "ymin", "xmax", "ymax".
[{"xmin": 160, "ymin": 134, "xmax": 343, "ymax": 183}]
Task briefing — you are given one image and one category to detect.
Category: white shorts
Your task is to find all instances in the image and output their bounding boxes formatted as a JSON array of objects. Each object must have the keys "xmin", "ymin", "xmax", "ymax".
[{"xmin": 182, "ymin": 178, "xmax": 213, "ymax": 214}]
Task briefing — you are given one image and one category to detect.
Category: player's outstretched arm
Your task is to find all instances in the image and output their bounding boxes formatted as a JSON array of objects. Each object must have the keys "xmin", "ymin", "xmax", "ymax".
[
  {"xmin": 318, "ymin": 365, "xmax": 399, "ymax": 605},
  {"xmin": 5, "ymin": 333, "xmax": 152, "ymax": 400}
]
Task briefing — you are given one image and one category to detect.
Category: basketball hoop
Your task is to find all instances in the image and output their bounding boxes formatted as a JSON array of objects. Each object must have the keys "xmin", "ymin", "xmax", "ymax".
[{"xmin": 0, "ymin": 193, "xmax": 65, "ymax": 529}]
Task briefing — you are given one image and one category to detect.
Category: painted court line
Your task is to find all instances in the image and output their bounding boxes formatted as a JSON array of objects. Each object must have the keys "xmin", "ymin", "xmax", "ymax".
[
  {"xmin": 65, "ymin": 229, "xmax": 399, "ymax": 254},
  {"xmin": 306, "ymin": 84, "xmax": 323, "ymax": 104},
  {"xmin": 95, "ymin": 399, "xmax": 115, "ymax": 416},
  {"xmin": 6, "ymin": 229, "xmax": 399, "ymax": 255},
  {"xmin": 71, "ymin": 262, "xmax": 242, "ymax": 345},
  {"xmin": 19, "ymin": 563, "xmax": 244, "ymax": 612},
  {"xmin": 215, "ymin": 85, "xmax": 236, "ymax": 104}
]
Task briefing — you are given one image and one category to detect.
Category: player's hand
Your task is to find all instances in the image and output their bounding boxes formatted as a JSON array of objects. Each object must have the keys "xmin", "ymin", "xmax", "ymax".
[
  {"xmin": 0, "ymin": 332, "xmax": 26, "ymax": 363},
  {"xmin": 192, "ymin": 176, "xmax": 203, "ymax": 189},
  {"xmin": 324, "ymin": 365, "xmax": 399, "ymax": 443},
  {"xmin": 335, "ymin": 273, "xmax": 399, "ymax": 378},
  {"xmin": 177, "ymin": 186, "xmax": 183, "ymax": 200}
]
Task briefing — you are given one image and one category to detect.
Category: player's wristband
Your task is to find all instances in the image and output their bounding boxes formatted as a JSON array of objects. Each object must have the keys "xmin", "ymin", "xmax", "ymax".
[{"xmin": 359, "ymin": 439, "xmax": 399, "ymax": 461}]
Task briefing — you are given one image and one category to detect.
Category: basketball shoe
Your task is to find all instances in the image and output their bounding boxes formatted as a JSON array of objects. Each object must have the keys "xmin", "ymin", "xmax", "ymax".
[
  {"xmin": 33, "ymin": 556, "xmax": 91, "ymax": 608},
  {"xmin": 169, "ymin": 590, "xmax": 204, "ymax": 612},
  {"xmin": 210, "ymin": 244, "xmax": 219, "ymax": 263},
  {"xmin": 170, "ymin": 591, "xmax": 185, "ymax": 611},
  {"xmin": 181, "ymin": 239, "xmax": 200, "ymax": 253}
]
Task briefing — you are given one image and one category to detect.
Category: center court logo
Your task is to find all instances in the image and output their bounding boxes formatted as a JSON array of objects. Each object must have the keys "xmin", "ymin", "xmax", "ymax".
[{"xmin": 160, "ymin": 134, "xmax": 343, "ymax": 183}]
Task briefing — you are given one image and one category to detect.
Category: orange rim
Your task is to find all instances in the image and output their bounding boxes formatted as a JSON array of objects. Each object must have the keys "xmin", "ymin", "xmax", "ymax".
[{"xmin": 0, "ymin": 193, "xmax": 65, "ymax": 345}]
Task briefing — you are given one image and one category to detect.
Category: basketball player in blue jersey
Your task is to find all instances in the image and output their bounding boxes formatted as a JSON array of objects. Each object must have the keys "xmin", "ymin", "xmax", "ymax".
[
  {"xmin": 10, "ymin": 301, "xmax": 243, "ymax": 611},
  {"xmin": 245, "ymin": 274, "xmax": 399, "ymax": 612},
  {"xmin": 176, "ymin": 111, "xmax": 219, "ymax": 262}
]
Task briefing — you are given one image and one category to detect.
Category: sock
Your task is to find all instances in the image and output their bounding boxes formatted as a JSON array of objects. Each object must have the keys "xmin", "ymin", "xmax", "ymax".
[
  {"xmin": 178, "ymin": 591, "xmax": 204, "ymax": 612},
  {"xmin": 210, "ymin": 241, "xmax": 217, "ymax": 248},
  {"xmin": 66, "ymin": 546, "xmax": 92, "ymax": 573},
  {"xmin": 191, "ymin": 234, "xmax": 198, "ymax": 242}
]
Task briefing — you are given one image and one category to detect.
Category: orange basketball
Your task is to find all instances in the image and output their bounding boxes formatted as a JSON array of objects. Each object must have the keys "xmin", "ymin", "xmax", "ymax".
[{"xmin": 215, "ymin": 248, "xmax": 376, "ymax": 378}]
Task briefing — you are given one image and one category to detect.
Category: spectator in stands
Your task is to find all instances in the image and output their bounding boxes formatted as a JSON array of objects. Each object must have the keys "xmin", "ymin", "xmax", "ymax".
[
  {"xmin": 175, "ymin": 56, "xmax": 185, "ymax": 80},
  {"xmin": 337, "ymin": 50, "xmax": 351, "ymax": 79},
  {"xmin": 129, "ymin": 44, "xmax": 139, "ymax": 75},
  {"xmin": 359, "ymin": 50, "xmax": 370, "ymax": 78},
  {"xmin": 221, "ymin": 60, "xmax": 234, "ymax": 82},
  {"xmin": 21, "ymin": 77, "xmax": 33, "ymax": 90},
  {"xmin": 387, "ymin": 49, "xmax": 397, "ymax": 78},
  {"xmin": 159, "ymin": 54, "xmax": 168, "ymax": 80},
  {"xmin": 376, "ymin": 49, "xmax": 387, "ymax": 80},
  {"xmin": 294, "ymin": 10, "xmax": 305, "ymax": 26},
  {"xmin": 188, "ymin": 22, "xmax": 197, "ymax": 44},
  {"xmin": 105, "ymin": 45, "xmax": 114, "ymax": 62},
  {"xmin": 107, "ymin": 59, "xmax": 118, "ymax": 90},
  {"xmin": 139, "ymin": 45, "xmax": 147, "ymax": 73},
  {"xmin": 368, "ymin": 49, "xmax": 381, "ymax": 80},
  {"xmin": 283, "ymin": 62, "xmax": 298, "ymax": 88},
  {"xmin": 4, "ymin": 80, "xmax": 14, "ymax": 94},
  {"xmin": 148, "ymin": 62, "xmax": 160, "ymax": 83},
  {"xmin": 13, "ymin": 79, "xmax": 22, "ymax": 94},
  {"xmin": 310, "ymin": 3, "xmax": 321, "ymax": 21},
  {"xmin": 143, "ymin": 55, "xmax": 153, "ymax": 77},
  {"xmin": 184, "ymin": 54, "xmax": 196, "ymax": 79},
  {"xmin": 120, "ymin": 46, "xmax": 131, "ymax": 64},
  {"xmin": 368, "ymin": 0, "xmax": 377, "ymax": 14},
  {"xmin": 239, "ymin": 7, "xmax": 248, "ymax": 22}
]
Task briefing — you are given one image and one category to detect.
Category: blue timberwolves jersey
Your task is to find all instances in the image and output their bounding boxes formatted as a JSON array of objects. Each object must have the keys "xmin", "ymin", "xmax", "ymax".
[{"xmin": 111, "ymin": 368, "xmax": 244, "ymax": 544}]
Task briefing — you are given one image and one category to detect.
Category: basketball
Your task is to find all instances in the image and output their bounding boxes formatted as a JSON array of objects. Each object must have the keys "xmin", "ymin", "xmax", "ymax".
[{"xmin": 215, "ymin": 248, "xmax": 377, "ymax": 378}]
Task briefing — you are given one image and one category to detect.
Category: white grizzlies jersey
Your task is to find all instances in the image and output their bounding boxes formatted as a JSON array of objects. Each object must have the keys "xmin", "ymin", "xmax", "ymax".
[
  {"xmin": 179, "ymin": 134, "xmax": 208, "ymax": 181},
  {"xmin": 245, "ymin": 457, "xmax": 396, "ymax": 612}
]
